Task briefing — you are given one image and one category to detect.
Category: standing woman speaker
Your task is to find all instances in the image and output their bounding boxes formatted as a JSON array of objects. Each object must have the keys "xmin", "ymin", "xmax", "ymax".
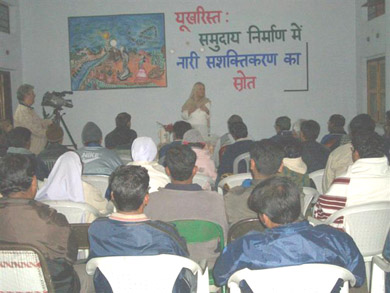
[{"xmin": 181, "ymin": 82, "xmax": 211, "ymax": 139}]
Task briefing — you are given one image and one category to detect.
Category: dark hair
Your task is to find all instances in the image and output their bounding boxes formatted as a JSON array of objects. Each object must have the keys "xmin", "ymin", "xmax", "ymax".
[
  {"xmin": 227, "ymin": 115, "xmax": 243, "ymax": 131},
  {"xmin": 283, "ymin": 139, "xmax": 302, "ymax": 158},
  {"xmin": 329, "ymin": 114, "xmax": 345, "ymax": 127},
  {"xmin": 7, "ymin": 127, "xmax": 32, "ymax": 148},
  {"xmin": 250, "ymin": 140, "xmax": 284, "ymax": 175},
  {"xmin": 352, "ymin": 131, "xmax": 384, "ymax": 159},
  {"xmin": 0, "ymin": 154, "xmax": 36, "ymax": 197},
  {"xmin": 109, "ymin": 165, "xmax": 149, "ymax": 212},
  {"xmin": 115, "ymin": 112, "xmax": 131, "ymax": 128},
  {"xmin": 166, "ymin": 145, "xmax": 196, "ymax": 181},
  {"xmin": 275, "ymin": 116, "xmax": 291, "ymax": 131},
  {"xmin": 173, "ymin": 121, "xmax": 192, "ymax": 139},
  {"xmin": 248, "ymin": 176, "xmax": 301, "ymax": 224},
  {"xmin": 300, "ymin": 120, "xmax": 320, "ymax": 140},
  {"xmin": 229, "ymin": 122, "xmax": 248, "ymax": 139},
  {"xmin": 349, "ymin": 114, "xmax": 375, "ymax": 136}
]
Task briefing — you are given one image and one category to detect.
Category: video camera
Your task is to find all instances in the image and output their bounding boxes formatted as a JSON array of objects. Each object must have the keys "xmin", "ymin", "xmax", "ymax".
[{"xmin": 41, "ymin": 91, "xmax": 73, "ymax": 109}]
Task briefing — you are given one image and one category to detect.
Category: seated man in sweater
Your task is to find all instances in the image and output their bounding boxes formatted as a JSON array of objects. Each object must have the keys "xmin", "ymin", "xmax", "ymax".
[
  {"xmin": 314, "ymin": 131, "xmax": 390, "ymax": 229},
  {"xmin": 321, "ymin": 114, "xmax": 347, "ymax": 151},
  {"xmin": 0, "ymin": 154, "xmax": 80, "ymax": 292},
  {"xmin": 88, "ymin": 165, "xmax": 192, "ymax": 293},
  {"xmin": 145, "ymin": 145, "xmax": 228, "ymax": 267},
  {"xmin": 214, "ymin": 176, "xmax": 366, "ymax": 290},
  {"xmin": 77, "ymin": 121, "xmax": 123, "ymax": 175},
  {"xmin": 104, "ymin": 112, "xmax": 137, "ymax": 150}
]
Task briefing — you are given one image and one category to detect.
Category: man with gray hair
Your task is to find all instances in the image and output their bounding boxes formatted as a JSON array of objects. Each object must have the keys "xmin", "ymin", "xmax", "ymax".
[{"xmin": 14, "ymin": 84, "xmax": 52, "ymax": 154}]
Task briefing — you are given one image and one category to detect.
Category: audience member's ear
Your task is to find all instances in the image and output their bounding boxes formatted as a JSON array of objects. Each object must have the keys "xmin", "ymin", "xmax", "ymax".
[
  {"xmin": 250, "ymin": 159, "xmax": 256, "ymax": 172},
  {"xmin": 144, "ymin": 193, "xmax": 150, "ymax": 206},
  {"xmin": 110, "ymin": 191, "xmax": 115, "ymax": 201},
  {"xmin": 352, "ymin": 149, "xmax": 360, "ymax": 162},
  {"xmin": 192, "ymin": 166, "xmax": 198, "ymax": 177},
  {"xmin": 31, "ymin": 175, "xmax": 38, "ymax": 199},
  {"xmin": 165, "ymin": 166, "xmax": 171, "ymax": 177},
  {"xmin": 277, "ymin": 162, "xmax": 284, "ymax": 173}
]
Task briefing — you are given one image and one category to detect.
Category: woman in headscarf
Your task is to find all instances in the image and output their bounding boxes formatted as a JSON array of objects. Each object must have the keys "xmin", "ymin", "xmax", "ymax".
[
  {"xmin": 183, "ymin": 129, "xmax": 217, "ymax": 182},
  {"xmin": 35, "ymin": 151, "xmax": 110, "ymax": 222},
  {"xmin": 128, "ymin": 137, "xmax": 170, "ymax": 192},
  {"xmin": 181, "ymin": 82, "xmax": 211, "ymax": 139}
]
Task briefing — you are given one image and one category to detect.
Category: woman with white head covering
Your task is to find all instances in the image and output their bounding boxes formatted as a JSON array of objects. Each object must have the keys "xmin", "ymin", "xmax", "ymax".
[
  {"xmin": 35, "ymin": 151, "xmax": 109, "ymax": 222},
  {"xmin": 128, "ymin": 137, "xmax": 170, "ymax": 192},
  {"xmin": 181, "ymin": 82, "xmax": 211, "ymax": 139}
]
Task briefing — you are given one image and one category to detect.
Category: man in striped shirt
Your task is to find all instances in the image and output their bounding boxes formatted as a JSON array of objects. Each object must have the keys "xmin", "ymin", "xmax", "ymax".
[{"xmin": 314, "ymin": 131, "xmax": 390, "ymax": 229}]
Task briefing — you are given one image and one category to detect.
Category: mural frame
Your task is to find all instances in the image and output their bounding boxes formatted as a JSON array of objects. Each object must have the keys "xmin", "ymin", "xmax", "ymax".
[{"xmin": 68, "ymin": 13, "xmax": 167, "ymax": 91}]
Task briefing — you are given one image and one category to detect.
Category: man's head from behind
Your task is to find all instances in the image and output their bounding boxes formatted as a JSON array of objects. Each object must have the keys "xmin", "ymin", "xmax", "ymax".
[
  {"xmin": 328, "ymin": 114, "xmax": 345, "ymax": 132},
  {"xmin": 7, "ymin": 127, "xmax": 31, "ymax": 149},
  {"xmin": 227, "ymin": 115, "xmax": 243, "ymax": 132},
  {"xmin": 0, "ymin": 154, "xmax": 37, "ymax": 199},
  {"xmin": 229, "ymin": 121, "xmax": 248, "ymax": 140},
  {"xmin": 82, "ymin": 121, "xmax": 103, "ymax": 145},
  {"xmin": 116, "ymin": 112, "xmax": 131, "ymax": 128},
  {"xmin": 274, "ymin": 116, "xmax": 291, "ymax": 133},
  {"xmin": 349, "ymin": 114, "xmax": 375, "ymax": 137},
  {"xmin": 109, "ymin": 165, "xmax": 150, "ymax": 212},
  {"xmin": 165, "ymin": 145, "xmax": 197, "ymax": 182},
  {"xmin": 352, "ymin": 131, "xmax": 384, "ymax": 162},
  {"xmin": 250, "ymin": 139, "xmax": 284, "ymax": 178},
  {"xmin": 300, "ymin": 120, "xmax": 320, "ymax": 141},
  {"xmin": 46, "ymin": 124, "xmax": 64, "ymax": 144},
  {"xmin": 173, "ymin": 121, "xmax": 192, "ymax": 140},
  {"xmin": 248, "ymin": 176, "xmax": 301, "ymax": 228}
]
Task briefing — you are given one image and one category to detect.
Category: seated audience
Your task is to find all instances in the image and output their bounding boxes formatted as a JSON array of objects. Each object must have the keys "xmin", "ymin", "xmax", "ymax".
[
  {"xmin": 213, "ymin": 176, "xmax": 366, "ymax": 289},
  {"xmin": 322, "ymin": 114, "xmax": 375, "ymax": 193},
  {"xmin": 183, "ymin": 129, "xmax": 217, "ymax": 181},
  {"xmin": 321, "ymin": 114, "xmax": 347, "ymax": 151},
  {"xmin": 35, "ymin": 151, "xmax": 110, "ymax": 222},
  {"xmin": 7, "ymin": 127, "xmax": 49, "ymax": 180},
  {"xmin": 38, "ymin": 124, "xmax": 70, "ymax": 172},
  {"xmin": 300, "ymin": 119, "xmax": 330, "ymax": 173},
  {"xmin": 217, "ymin": 121, "xmax": 254, "ymax": 183},
  {"xmin": 104, "ymin": 112, "xmax": 137, "ymax": 151},
  {"xmin": 0, "ymin": 154, "xmax": 80, "ymax": 292},
  {"xmin": 145, "ymin": 145, "xmax": 228, "ymax": 267},
  {"xmin": 224, "ymin": 139, "xmax": 284, "ymax": 226},
  {"xmin": 315, "ymin": 131, "xmax": 390, "ymax": 228},
  {"xmin": 270, "ymin": 116, "xmax": 297, "ymax": 147},
  {"xmin": 158, "ymin": 120, "xmax": 192, "ymax": 165},
  {"xmin": 213, "ymin": 114, "xmax": 243, "ymax": 167},
  {"xmin": 88, "ymin": 165, "xmax": 192, "ymax": 293},
  {"xmin": 77, "ymin": 121, "xmax": 122, "ymax": 175},
  {"xmin": 128, "ymin": 136, "xmax": 170, "ymax": 192},
  {"xmin": 281, "ymin": 139, "xmax": 310, "ymax": 190}
]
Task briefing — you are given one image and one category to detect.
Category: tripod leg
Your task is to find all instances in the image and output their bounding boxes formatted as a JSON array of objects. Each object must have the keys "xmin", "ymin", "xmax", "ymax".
[{"xmin": 60, "ymin": 115, "xmax": 77, "ymax": 149}]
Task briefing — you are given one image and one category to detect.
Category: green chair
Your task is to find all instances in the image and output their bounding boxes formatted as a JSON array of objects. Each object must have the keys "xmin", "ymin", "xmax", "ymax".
[{"xmin": 170, "ymin": 219, "xmax": 226, "ymax": 293}]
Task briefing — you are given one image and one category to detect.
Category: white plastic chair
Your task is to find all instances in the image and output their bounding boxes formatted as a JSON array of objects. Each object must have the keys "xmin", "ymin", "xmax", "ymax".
[
  {"xmin": 371, "ymin": 255, "xmax": 390, "ymax": 293},
  {"xmin": 81, "ymin": 175, "xmax": 109, "ymax": 196},
  {"xmin": 227, "ymin": 263, "xmax": 356, "ymax": 293},
  {"xmin": 309, "ymin": 201, "xmax": 390, "ymax": 288},
  {"xmin": 86, "ymin": 254, "xmax": 209, "ymax": 293},
  {"xmin": 0, "ymin": 243, "xmax": 54, "ymax": 292},
  {"xmin": 193, "ymin": 173, "xmax": 215, "ymax": 190},
  {"xmin": 302, "ymin": 187, "xmax": 320, "ymax": 216},
  {"xmin": 41, "ymin": 200, "xmax": 101, "ymax": 224},
  {"xmin": 217, "ymin": 173, "xmax": 252, "ymax": 195},
  {"xmin": 233, "ymin": 152, "xmax": 250, "ymax": 174},
  {"xmin": 309, "ymin": 168, "xmax": 324, "ymax": 194}
]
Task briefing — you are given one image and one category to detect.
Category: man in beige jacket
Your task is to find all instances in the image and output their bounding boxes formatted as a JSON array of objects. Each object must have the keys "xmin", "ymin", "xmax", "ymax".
[{"xmin": 14, "ymin": 84, "xmax": 52, "ymax": 154}]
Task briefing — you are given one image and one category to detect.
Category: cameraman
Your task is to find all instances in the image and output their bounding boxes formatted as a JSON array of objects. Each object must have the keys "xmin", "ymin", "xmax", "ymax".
[{"xmin": 14, "ymin": 84, "xmax": 52, "ymax": 154}]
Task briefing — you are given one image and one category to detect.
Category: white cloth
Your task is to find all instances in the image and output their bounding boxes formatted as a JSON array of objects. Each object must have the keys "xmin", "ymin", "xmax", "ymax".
[
  {"xmin": 283, "ymin": 157, "xmax": 307, "ymax": 174},
  {"xmin": 14, "ymin": 104, "xmax": 51, "ymax": 155},
  {"xmin": 36, "ymin": 152, "xmax": 85, "ymax": 202},
  {"xmin": 182, "ymin": 102, "xmax": 210, "ymax": 138},
  {"xmin": 131, "ymin": 137, "xmax": 158, "ymax": 162},
  {"xmin": 127, "ymin": 161, "xmax": 170, "ymax": 193}
]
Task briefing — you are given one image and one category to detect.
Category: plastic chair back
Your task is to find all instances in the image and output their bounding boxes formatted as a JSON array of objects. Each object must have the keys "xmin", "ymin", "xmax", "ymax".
[
  {"xmin": 227, "ymin": 218, "xmax": 265, "ymax": 243},
  {"xmin": 228, "ymin": 264, "xmax": 356, "ymax": 293},
  {"xmin": 86, "ymin": 254, "xmax": 209, "ymax": 293},
  {"xmin": 302, "ymin": 187, "xmax": 320, "ymax": 216},
  {"xmin": 371, "ymin": 255, "xmax": 390, "ymax": 293},
  {"xmin": 81, "ymin": 175, "xmax": 109, "ymax": 196},
  {"xmin": 193, "ymin": 173, "xmax": 215, "ymax": 191},
  {"xmin": 233, "ymin": 152, "xmax": 250, "ymax": 174},
  {"xmin": 217, "ymin": 173, "xmax": 252, "ymax": 195},
  {"xmin": 309, "ymin": 168, "xmax": 324, "ymax": 194},
  {"xmin": 0, "ymin": 243, "xmax": 54, "ymax": 292},
  {"xmin": 41, "ymin": 200, "xmax": 101, "ymax": 224}
]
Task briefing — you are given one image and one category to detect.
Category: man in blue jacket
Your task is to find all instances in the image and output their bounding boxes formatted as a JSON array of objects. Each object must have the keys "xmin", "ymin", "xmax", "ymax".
[{"xmin": 213, "ymin": 176, "xmax": 366, "ymax": 291}]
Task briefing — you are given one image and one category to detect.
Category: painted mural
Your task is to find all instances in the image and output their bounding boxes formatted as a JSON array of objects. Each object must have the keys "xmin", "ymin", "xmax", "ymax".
[{"xmin": 68, "ymin": 13, "xmax": 166, "ymax": 91}]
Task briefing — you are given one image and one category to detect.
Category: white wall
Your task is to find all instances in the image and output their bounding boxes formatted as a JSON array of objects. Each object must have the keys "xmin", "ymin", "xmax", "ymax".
[{"xmin": 13, "ymin": 0, "xmax": 357, "ymax": 147}]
